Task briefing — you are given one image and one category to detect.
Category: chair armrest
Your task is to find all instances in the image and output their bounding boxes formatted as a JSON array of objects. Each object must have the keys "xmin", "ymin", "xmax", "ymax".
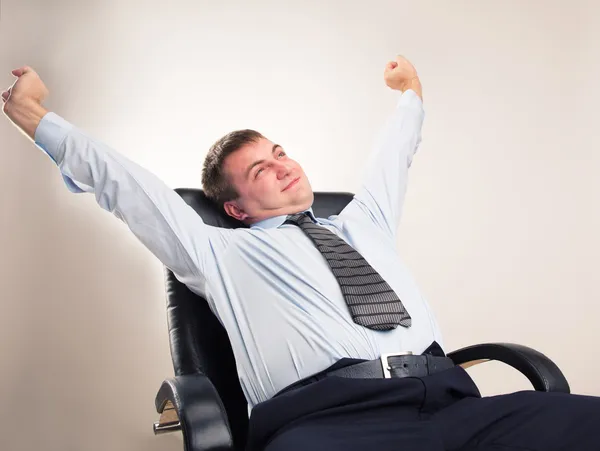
[
  {"xmin": 447, "ymin": 343, "xmax": 570, "ymax": 394},
  {"xmin": 155, "ymin": 374, "xmax": 235, "ymax": 451}
]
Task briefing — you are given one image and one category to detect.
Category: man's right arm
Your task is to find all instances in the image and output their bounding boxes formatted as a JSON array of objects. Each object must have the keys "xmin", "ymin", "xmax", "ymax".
[{"xmin": 3, "ymin": 68, "xmax": 230, "ymax": 295}]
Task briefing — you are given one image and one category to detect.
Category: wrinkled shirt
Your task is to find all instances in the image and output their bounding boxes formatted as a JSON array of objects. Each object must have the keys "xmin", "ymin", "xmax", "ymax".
[{"xmin": 34, "ymin": 89, "xmax": 443, "ymax": 409}]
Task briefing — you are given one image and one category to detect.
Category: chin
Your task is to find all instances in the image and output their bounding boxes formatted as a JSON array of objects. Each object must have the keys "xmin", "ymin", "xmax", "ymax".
[
  {"xmin": 299, "ymin": 178, "xmax": 313, "ymax": 196},
  {"xmin": 297, "ymin": 189, "xmax": 314, "ymax": 210},
  {"xmin": 282, "ymin": 181, "xmax": 314, "ymax": 210}
]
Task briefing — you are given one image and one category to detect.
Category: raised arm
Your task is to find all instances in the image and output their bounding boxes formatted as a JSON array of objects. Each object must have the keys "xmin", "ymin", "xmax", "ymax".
[
  {"xmin": 2, "ymin": 67, "xmax": 230, "ymax": 295},
  {"xmin": 343, "ymin": 56, "xmax": 425, "ymax": 240}
]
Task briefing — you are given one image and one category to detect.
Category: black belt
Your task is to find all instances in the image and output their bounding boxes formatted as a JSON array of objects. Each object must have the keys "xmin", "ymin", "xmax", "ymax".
[{"xmin": 275, "ymin": 342, "xmax": 455, "ymax": 397}]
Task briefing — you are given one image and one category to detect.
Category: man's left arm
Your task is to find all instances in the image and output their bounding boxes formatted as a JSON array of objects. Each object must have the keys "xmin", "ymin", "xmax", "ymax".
[{"xmin": 348, "ymin": 60, "xmax": 424, "ymax": 239}]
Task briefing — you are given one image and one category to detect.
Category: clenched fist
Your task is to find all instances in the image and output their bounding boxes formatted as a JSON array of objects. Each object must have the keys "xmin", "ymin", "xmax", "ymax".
[
  {"xmin": 384, "ymin": 55, "xmax": 422, "ymax": 100},
  {"xmin": 2, "ymin": 66, "xmax": 49, "ymax": 140}
]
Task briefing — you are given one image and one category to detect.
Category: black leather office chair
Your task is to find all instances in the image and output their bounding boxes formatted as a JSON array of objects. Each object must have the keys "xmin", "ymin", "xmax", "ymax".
[{"xmin": 153, "ymin": 189, "xmax": 570, "ymax": 451}]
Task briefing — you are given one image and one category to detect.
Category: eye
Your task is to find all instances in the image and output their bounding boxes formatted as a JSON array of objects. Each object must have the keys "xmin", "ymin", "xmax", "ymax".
[
  {"xmin": 277, "ymin": 151, "xmax": 286, "ymax": 158},
  {"xmin": 255, "ymin": 167, "xmax": 264, "ymax": 178}
]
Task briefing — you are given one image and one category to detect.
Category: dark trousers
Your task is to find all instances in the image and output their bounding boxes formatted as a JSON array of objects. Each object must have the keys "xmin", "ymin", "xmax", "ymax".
[{"xmin": 246, "ymin": 366, "xmax": 600, "ymax": 451}]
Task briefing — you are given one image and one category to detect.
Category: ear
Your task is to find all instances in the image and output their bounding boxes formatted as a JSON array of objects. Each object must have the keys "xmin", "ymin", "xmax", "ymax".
[{"xmin": 224, "ymin": 200, "xmax": 249, "ymax": 222}]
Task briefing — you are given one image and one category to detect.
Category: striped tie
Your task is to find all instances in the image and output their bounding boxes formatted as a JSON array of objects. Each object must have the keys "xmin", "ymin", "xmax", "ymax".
[{"xmin": 285, "ymin": 213, "xmax": 411, "ymax": 331}]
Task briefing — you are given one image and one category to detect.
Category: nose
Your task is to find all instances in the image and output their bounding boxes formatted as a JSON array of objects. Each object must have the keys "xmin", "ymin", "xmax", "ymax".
[{"xmin": 275, "ymin": 160, "xmax": 292, "ymax": 180}]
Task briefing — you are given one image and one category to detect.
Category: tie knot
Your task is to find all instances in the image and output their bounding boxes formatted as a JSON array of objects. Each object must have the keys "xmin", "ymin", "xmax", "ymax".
[{"xmin": 285, "ymin": 212, "xmax": 310, "ymax": 225}]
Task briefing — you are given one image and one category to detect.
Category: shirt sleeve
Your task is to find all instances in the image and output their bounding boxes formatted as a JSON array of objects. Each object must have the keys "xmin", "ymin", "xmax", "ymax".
[
  {"xmin": 340, "ymin": 89, "xmax": 425, "ymax": 240},
  {"xmin": 34, "ymin": 112, "xmax": 231, "ymax": 294}
]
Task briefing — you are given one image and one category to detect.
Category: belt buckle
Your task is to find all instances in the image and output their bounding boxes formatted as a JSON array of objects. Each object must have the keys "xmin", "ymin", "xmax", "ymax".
[{"xmin": 380, "ymin": 351, "xmax": 413, "ymax": 378}]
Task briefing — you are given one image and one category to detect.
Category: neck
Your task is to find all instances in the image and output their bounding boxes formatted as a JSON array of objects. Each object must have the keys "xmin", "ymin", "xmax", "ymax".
[{"xmin": 246, "ymin": 207, "xmax": 313, "ymax": 227}]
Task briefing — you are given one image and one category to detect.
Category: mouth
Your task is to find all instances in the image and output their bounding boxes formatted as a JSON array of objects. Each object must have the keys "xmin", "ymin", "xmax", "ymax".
[{"xmin": 282, "ymin": 177, "xmax": 301, "ymax": 192}]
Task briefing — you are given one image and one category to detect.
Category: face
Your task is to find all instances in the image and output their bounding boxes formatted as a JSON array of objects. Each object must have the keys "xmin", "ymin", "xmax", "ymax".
[{"xmin": 222, "ymin": 137, "xmax": 314, "ymax": 224}]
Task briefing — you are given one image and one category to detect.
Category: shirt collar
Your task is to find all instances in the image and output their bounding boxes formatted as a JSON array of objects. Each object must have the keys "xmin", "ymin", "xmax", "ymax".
[{"xmin": 250, "ymin": 207, "xmax": 317, "ymax": 230}]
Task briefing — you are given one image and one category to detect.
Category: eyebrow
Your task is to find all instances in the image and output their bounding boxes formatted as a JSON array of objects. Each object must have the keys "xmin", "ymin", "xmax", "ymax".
[{"xmin": 245, "ymin": 144, "xmax": 282, "ymax": 179}]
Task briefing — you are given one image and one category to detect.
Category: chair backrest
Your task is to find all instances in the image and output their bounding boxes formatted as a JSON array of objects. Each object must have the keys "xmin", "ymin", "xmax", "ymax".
[{"xmin": 164, "ymin": 188, "xmax": 354, "ymax": 449}]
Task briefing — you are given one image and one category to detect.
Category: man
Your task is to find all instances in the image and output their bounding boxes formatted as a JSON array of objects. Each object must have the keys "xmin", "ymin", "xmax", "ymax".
[{"xmin": 3, "ymin": 56, "xmax": 600, "ymax": 450}]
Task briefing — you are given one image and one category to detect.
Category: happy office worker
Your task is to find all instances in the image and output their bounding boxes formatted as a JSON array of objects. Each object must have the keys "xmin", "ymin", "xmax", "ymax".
[{"xmin": 3, "ymin": 56, "xmax": 599, "ymax": 450}]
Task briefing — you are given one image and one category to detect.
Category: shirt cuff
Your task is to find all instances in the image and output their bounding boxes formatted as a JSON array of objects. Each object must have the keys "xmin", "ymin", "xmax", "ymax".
[
  {"xmin": 34, "ymin": 112, "xmax": 85, "ymax": 193},
  {"xmin": 34, "ymin": 111, "xmax": 73, "ymax": 165},
  {"xmin": 396, "ymin": 88, "xmax": 423, "ymax": 110}
]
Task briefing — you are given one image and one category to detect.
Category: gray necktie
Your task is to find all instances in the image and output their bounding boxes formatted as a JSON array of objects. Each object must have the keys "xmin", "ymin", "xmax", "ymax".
[{"xmin": 285, "ymin": 212, "xmax": 411, "ymax": 331}]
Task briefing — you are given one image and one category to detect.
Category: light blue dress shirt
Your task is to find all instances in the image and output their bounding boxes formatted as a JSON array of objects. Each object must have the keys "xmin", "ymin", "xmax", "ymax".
[{"xmin": 34, "ymin": 89, "xmax": 443, "ymax": 409}]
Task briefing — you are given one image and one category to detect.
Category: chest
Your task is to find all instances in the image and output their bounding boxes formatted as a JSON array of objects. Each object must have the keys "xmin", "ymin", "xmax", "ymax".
[{"xmin": 223, "ymin": 222, "xmax": 398, "ymax": 288}]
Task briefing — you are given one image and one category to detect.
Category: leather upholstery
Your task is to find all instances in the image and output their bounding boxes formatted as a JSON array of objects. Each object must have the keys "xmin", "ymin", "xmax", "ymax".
[
  {"xmin": 447, "ymin": 343, "xmax": 571, "ymax": 393},
  {"xmin": 157, "ymin": 188, "xmax": 570, "ymax": 451},
  {"xmin": 156, "ymin": 375, "xmax": 234, "ymax": 451}
]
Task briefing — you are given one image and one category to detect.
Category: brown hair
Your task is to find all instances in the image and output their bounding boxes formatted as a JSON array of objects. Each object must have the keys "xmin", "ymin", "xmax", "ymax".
[{"xmin": 201, "ymin": 129, "xmax": 265, "ymax": 209}]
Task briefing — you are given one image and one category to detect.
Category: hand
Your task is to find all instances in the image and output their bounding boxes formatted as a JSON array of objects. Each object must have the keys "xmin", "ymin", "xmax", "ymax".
[
  {"xmin": 384, "ymin": 55, "xmax": 420, "ymax": 92},
  {"xmin": 2, "ymin": 66, "xmax": 49, "ymax": 140},
  {"xmin": 2, "ymin": 66, "xmax": 48, "ymax": 115}
]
